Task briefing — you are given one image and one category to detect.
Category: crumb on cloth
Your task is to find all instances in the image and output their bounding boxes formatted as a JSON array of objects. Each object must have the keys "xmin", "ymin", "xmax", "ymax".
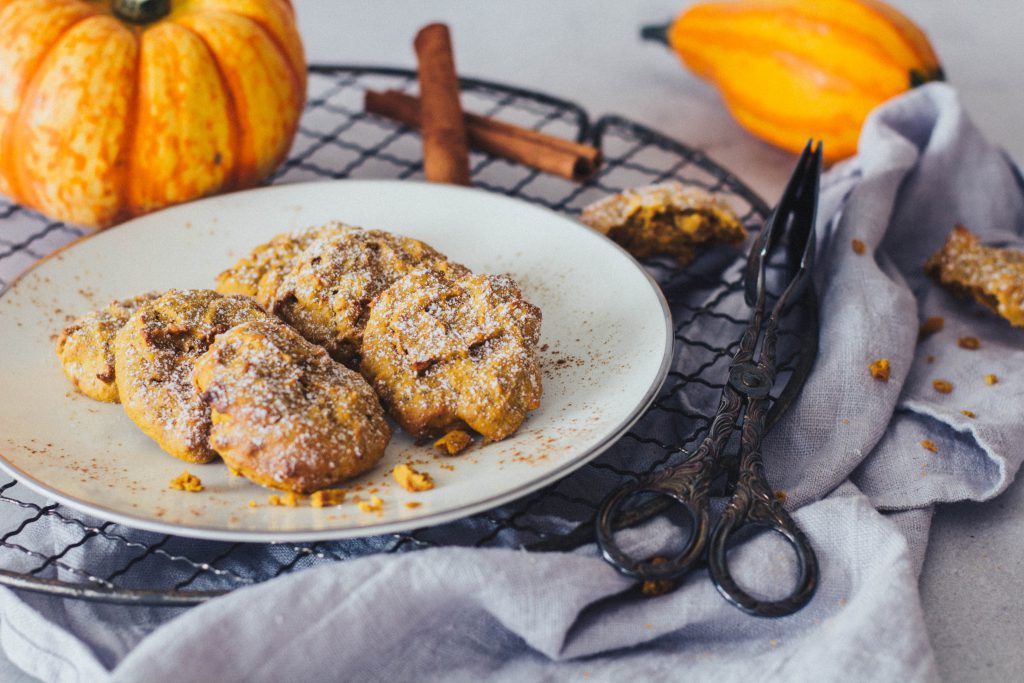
[
  {"xmin": 918, "ymin": 316, "xmax": 944, "ymax": 339},
  {"xmin": 957, "ymin": 336, "xmax": 980, "ymax": 350},
  {"xmin": 932, "ymin": 379, "xmax": 953, "ymax": 394},
  {"xmin": 869, "ymin": 358, "xmax": 890, "ymax": 382},
  {"xmin": 921, "ymin": 439, "xmax": 939, "ymax": 453},
  {"xmin": 640, "ymin": 557, "xmax": 677, "ymax": 597}
]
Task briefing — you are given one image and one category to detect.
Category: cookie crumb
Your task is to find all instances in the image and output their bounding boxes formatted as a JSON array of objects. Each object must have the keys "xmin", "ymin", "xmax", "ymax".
[
  {"xmin": 640, "ymin": 557, "xmax": 677, "ymax": 597},
  {"xmin": 248, "ymin": 499, "xmax": 257, "ymax": 508},
  {"xmin": 851, "ymin": 239, "xmax": 866, "ymax": 255},
  {"xmin": 932, "ymin": 379, "xmax": 953, "ymax": 394},
  {"xmin": 434, "ymin": 429, "xmax": 473, "ymax": 456},
  {"xmin": 169, "ymin": 470, "xmax": 203, "ymax": 492},
  {"xmin": 961, "ymin": 409, "xmax": 976, "ymax": 418},
  {"xmin": 869, "ymin": 358, "xmax": 890, "ymax": 382},
  {"xmin": 310, "ymin": 489, "xmax": 347, "ymax": 507},
  {"xmin": 404, "ymin": 501, "xmax": 422, "ymax": 509},
  {"xmin": 268, "ymin": 492, "xmax": 299, "ymax": 507},
  {"xmin": 774, "ymin": 490, "xmax": 787, "ymax": 504},
  {"xmin": 957, "ymin": 336, "xmax": 980, "ymax": 350},
  {"xmin": 358, "ymin": 495, "xmax": 384, "ymax": 513},
  {"xmin": 921, "ymin": 439, "xmax": 939, "ymax": 453},
  {"xmin": 985, "ymin": 373, "xmax": 998, "ymax": 385},
  {"xmin": 392, "ymin": 463, "xmax": 435, "ymax": 492},
  {"xmin": 918, "ymin": 316, "xmax": 944, "ymax": 339}
]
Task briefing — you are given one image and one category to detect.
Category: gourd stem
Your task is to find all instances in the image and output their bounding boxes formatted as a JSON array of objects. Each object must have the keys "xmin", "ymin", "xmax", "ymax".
[
  {"xmin": 111, "ymin": 0, "xmax": 171, "ymax": 24},
  {"xmin": 640, "ymin": 23, "xmax": 671, "ymax": 46}
]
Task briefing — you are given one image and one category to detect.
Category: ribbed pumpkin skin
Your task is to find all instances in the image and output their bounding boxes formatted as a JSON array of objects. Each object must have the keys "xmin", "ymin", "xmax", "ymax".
[
  {"xmin": 666, "ymin": 0, "xmax": 942, "ymax": 161},
  {"xmin": 0, "ymin": 0, "xmax": 306, "ymax": 228}
]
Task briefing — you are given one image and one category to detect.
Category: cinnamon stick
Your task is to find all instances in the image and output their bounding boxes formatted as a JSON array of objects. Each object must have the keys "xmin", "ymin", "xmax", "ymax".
[
  {"xmin": 413, "ymin": 24, "xmax": 471, "ymax": 185},
  {"xmin": 365, "ymin": 89, "xmax": 602, "ymax": 182}
]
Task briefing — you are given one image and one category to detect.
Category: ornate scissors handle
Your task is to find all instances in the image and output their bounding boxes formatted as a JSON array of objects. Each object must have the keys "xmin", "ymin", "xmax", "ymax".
[
  {"xmin": 595, "ymin": 383, "xmax": 742, "ymax": 582},
  {"xmin": 708, "ymin": 307, "xmax": 818, "ymax": 617}
]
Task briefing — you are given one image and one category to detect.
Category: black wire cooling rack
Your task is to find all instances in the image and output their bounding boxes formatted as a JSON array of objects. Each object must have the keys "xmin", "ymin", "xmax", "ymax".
[{"xmin": 0, "ymin": 65, "xmax": 786, "ymax": 606}]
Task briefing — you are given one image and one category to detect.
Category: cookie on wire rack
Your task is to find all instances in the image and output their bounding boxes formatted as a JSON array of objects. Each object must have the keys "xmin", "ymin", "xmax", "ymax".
[{"xmin": 579, "ymin": 181, "xmax": 747, "ymax": 265}]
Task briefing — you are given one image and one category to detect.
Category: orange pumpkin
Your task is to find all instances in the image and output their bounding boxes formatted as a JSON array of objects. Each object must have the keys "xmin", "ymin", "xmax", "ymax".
[
  {"xmin": 0, "ymin": 0, "xmax": 306, "ymax": 228},
  {"xmin": 644, "ymin": 0, "xmax": 943, "ymax": 161}
]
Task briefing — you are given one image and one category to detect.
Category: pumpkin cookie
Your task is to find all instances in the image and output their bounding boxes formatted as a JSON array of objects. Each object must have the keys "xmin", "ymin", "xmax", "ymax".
[
  {"xmin": 194, "ymin": 320, "xmax": 391, "ymax": 493},
  {"xmin": 114, "ymin": 289, "xmax": 269, "ymax": 463},
  {"xmin": 579, "ymin": 181, "xmax": 747, "ymax": 264},
  {"xmin": 926, "ymin": 224, "xmax": 1024, "ymax": 327},
  {"xmin": 271, "ymin": 227, "xmax": 463, "ymax": 365},
  {"xmin": 214, "ymin": 221, "xmax": 352, "ymax": 308},
  {"xmin": 361, "ymin": 267, "xmax": 542, "ymax": 440},
  {"xmin": 56, "ymin": 292, "xmax": 159, "ymax": 402}
]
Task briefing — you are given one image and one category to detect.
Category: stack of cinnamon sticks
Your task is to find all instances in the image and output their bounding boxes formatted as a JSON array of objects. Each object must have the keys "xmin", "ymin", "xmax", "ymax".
[{"xmin": 365, "ymin": 23, "xmax": 601, "ymax": 185}]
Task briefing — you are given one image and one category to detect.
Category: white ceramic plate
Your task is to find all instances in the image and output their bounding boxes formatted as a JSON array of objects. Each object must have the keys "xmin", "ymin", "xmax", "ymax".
[{"xmin": 0, "ymin": 180, "xmax": 671, "ymax": 542}]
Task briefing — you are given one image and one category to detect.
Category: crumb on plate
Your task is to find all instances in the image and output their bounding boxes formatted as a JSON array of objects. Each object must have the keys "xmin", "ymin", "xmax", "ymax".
[
  {"xmin": 358, "ymin": 495, "xmax": 384, "ymax": 513},
  {"xmin": 392, "ymin": 463, "xmax": 435, "ymax": 492},
  {"xmin": 434, "ymin": 429, "xmax": 473, "ymax": 456},
  {"xmin": 310, "ymin": 489, "xmax": 347, "ymax": 507},
  {"xmin": 268, "ymin": 492, "xmax": 299, "ymax": 507},
  {"xmin": 169, "ymin": 470, "xmax": 203, "ymax": 492}
]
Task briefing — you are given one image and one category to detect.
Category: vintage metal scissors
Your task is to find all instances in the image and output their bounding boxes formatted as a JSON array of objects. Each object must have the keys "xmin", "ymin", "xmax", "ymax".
[{"xmin": 596, "ymin": 141, "xmax": 823, "ymax": 618}]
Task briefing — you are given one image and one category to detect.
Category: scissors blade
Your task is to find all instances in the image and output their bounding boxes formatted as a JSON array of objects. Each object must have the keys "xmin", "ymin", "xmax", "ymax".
[
  {"xmin": 744, "ymin": 141, "xmax": 819, "ymax": 307},
  {"xmin": 752, "ymin": 140, "xmax": 823, "ymax": 428}
]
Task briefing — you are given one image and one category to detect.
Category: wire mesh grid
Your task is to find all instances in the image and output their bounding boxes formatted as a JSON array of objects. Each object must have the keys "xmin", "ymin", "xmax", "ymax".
[{"xmin": 0, "ymin": 65, "xmax": 788, "ymax": 606}]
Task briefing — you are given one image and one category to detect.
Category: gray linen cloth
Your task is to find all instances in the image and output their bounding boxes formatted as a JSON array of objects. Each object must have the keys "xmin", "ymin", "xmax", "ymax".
[{"xmin": 3, "ymin": 82, "xmax": 1023, "ymax": 682}]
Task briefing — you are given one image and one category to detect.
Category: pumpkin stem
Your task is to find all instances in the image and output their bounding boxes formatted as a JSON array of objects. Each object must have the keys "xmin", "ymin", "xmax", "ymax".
[
  {"xmin": 111, "ymin": 0, "xmax": 171, "ymax": 24},
  {"xmin": 640, "ymin": 23, "xmax": 671, "ymax": 46}
]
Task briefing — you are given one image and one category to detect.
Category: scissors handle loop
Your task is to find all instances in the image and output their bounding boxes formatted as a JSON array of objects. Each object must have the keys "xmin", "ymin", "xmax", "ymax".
[
  {"xmin": 707, "ymin": 474, "xmax": 818, "ymax": 617},
  {"xmin": 595, "ymin": 463, "xmax": 712, "ymax": 581}
]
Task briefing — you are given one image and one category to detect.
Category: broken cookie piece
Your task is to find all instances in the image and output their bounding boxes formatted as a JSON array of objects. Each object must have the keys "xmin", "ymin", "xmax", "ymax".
[
  {"xmin": 925, "ymin": 224, "xmax": 1024, "ymax": 327},
  {"xmin": 579, "ymin": 181, "xmax": 747, "ymax": 265}
]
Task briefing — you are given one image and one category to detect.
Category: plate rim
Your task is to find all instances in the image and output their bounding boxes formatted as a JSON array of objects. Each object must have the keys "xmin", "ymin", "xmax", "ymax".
[{"xmin": 0, "ymin": 179, "xmax": 674, "ymax": 542}]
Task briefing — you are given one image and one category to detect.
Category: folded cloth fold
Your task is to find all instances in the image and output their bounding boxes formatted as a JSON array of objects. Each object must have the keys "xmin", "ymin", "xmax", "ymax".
[{"xmin": 3, "ymin": 82, "xmax": 1021, "ymax": 682}]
